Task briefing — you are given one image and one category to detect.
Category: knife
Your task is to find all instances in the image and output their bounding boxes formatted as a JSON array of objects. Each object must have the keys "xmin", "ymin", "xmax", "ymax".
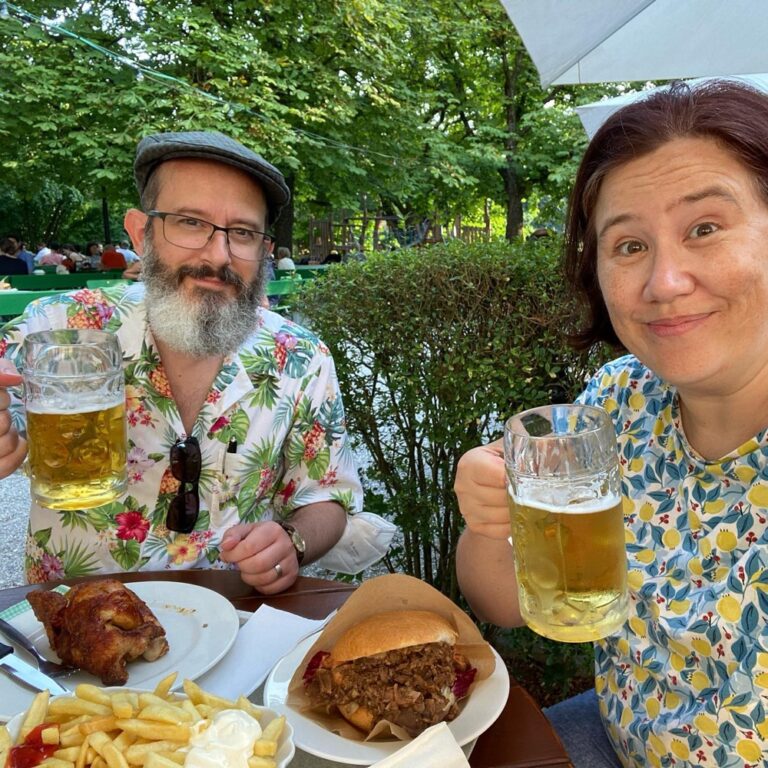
[{"xmin": 0, "ymin": 641, "xmax": 68, "ymax": 694}]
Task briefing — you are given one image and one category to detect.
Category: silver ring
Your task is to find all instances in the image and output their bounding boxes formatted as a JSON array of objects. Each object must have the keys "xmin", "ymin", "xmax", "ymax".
[{"xmin": 274, "ymin": 563, "xmax": 283, "ymax": 578}]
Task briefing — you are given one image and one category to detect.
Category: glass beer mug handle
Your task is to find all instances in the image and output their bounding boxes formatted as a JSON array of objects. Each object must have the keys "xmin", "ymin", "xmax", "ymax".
[{"xmin": 504, "ymin": 404, "xmax": 628, "ymax": 643}]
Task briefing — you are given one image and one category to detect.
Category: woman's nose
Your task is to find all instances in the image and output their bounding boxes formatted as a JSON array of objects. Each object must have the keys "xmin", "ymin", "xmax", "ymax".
[{"xmin": 642, "ymin": 245, "xmax": 696, "ymax": 303}]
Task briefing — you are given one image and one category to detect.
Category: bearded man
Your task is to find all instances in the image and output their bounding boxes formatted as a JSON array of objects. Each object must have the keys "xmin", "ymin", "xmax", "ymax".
[{"xmin": 0, "ymin": 131, "xmax": 362, "ymax": 593}]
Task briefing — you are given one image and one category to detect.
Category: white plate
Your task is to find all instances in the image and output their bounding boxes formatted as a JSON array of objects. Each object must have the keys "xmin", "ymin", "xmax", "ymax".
[
  {"xmin": 6, "ymin": 689, "xmax": 295, "ymax": 768},
  {"xmin": 0, "ymin": 581, "xmax": 239, "ymax": 721},
  {"xmin": 263, "ymin": 633, "xmax": 510, "ymax": 765}
]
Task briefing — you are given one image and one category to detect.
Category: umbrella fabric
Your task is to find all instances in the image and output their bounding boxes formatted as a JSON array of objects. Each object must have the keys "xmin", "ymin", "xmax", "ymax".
[
  {"xmin": 500, "ymin": 0, "xmax": 768, "ymax": 88},
  {"xmin": 574, "ymin": 73, "xmax": 768, "ymax": 138}
]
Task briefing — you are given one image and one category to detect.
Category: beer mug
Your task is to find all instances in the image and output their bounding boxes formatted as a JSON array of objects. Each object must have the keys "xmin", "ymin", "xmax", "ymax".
[
  {"xmin": 503, "ymin": 404, "xmax": 628, "ymax": 642},
  {"xmin": 22, "ymin": 329, "xmax": 127, "ymax": 510}
]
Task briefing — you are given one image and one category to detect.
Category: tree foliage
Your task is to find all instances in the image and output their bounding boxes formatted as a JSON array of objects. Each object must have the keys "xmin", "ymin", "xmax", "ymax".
[
  {"xmin": 294, "ymin": 238, "xmax": 609, "ymax": 598},
  {"xmin": 0, "ymin": 0, "xmax": 625, "ymax": 245}
]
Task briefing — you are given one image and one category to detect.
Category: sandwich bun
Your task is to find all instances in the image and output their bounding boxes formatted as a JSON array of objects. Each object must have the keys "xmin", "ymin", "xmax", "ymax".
[
  {"xmin": 337, "ymin": 702, "xmax": 376, "ymax": 733},
  {"xmin": 330, "ymin": 610, "xmax": 458, "ymax": 666}
]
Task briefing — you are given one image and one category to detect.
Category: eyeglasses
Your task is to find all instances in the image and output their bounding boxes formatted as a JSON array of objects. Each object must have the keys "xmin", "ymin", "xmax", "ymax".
[
  {"xmin": 147, "ymin": 210, "xmax": 273, "ymax": 262},
  {"xmin": 167, "ymin": 436, "xmax": 201, "ymax": 533}
]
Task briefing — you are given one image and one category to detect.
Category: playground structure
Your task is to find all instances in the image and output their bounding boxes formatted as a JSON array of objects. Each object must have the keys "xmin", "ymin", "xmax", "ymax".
[{"xmin": 306, "ymin": 205, "xmax": 492, "ymax": 262}]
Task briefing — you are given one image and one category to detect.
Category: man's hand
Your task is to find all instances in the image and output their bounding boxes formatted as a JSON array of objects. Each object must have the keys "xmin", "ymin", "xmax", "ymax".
[
  {"xmin": 0, "ymin": 360, "xmax": 27, "ymax": 480},
  {"xmin": 219, "ymin": 521, "xmax": 299, "ymax": 594},
  {"xmin": 220, "ymin": 502, "xmax": 346, "ymax": 593}
]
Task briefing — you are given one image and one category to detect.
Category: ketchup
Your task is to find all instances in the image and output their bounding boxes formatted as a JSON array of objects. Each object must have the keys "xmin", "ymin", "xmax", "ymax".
[{"xmin": 7, "ymin": 723, "xmax": 59, "ymax": 768}]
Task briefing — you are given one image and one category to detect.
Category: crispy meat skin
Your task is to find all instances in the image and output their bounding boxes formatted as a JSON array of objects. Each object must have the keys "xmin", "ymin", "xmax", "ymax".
[
  {"xmin": 307, "ymin": 642, "xmax": 465, "ymax": 737},
  {"xmin": 27, "ymin": 580, "xmax": 169, "ymax": 685}
]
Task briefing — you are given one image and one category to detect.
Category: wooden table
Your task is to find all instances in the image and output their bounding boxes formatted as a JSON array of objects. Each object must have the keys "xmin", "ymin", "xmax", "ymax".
[{"xmin": 0, "ymin": 572, "xmax": 573, "ymax": 768}]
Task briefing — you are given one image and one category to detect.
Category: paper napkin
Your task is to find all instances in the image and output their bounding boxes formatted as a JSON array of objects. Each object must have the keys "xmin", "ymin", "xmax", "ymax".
[
  {"xmin": 368, "ymin": 723, "xmax": 470, "ymax": 768},
  {"xmin": 195, "ymin": 604, "xmax": 332, "ymax": 699}
]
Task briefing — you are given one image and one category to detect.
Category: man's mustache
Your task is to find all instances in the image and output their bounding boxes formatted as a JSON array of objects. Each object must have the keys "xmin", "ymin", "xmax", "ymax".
[{"xmin": 176, "ymin": 263, "xmax": 246, "ymax": 289}]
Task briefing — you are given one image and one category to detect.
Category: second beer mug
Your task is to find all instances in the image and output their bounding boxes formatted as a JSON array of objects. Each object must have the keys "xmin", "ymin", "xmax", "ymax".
[
  {"xmin": 504, "ymin": 404, "xmax": 628, "ymax": 642},
  {"xmin": 22, "ymin": 329, "xmax": 127, "ymax": 510}
]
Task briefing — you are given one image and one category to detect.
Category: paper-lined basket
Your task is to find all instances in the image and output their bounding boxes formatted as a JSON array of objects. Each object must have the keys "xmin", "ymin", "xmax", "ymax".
[{"xmin": 287, "ymin": 573, "xmax": 495, "ymax": 741}]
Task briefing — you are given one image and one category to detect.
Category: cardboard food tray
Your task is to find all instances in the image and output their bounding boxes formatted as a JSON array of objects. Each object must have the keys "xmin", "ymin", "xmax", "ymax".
[{"xmin": 287, "ymin": 573, "xmax": 496, "ymax": 741}]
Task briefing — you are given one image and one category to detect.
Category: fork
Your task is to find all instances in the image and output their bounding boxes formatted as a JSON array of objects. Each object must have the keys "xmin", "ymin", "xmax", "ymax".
[{"xmin": 0, "ymin": 617, "xmax": 79, "ymax": 678}]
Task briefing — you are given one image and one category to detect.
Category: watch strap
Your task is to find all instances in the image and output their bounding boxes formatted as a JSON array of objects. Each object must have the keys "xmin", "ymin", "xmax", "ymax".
[{"xmin": 277, "ymin": 520, "xmax": 306, "ymax": 564}]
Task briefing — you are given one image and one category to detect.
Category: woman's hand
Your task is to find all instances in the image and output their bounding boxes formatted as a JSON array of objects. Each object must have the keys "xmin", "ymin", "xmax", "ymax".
[{"xmin": 454, "ymin": 438, "xmax": 510, "ymax": 540}]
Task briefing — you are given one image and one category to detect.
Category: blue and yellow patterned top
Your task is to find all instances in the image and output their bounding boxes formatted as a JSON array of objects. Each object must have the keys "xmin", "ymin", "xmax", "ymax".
[{"xmin": 581, "ymin": 355, "xmax": 768, "ymax": 768}]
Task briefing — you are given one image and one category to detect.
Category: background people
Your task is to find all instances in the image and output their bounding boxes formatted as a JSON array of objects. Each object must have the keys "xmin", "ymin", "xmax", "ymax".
[
  {"xmin": 35, "ymin": 242, "xmax": 63, "ymax": 266},
  {"xmin": 117, "ymin": 239, "xmax": 140, "ymax": 264},
  {"xmin": 84, "ymin": 241, "xmax": 102, "ymax": 269},
  {"xmin": 100, "ymin": 242, "xmax": 127, "ymax": 270},
  {"xmin": 1, "ymin": 236, "xmax": 34, "ymax": 273},
  {"xmin": 0, "ymin": 130, "xmax": 362, "ymax": 594},
  {"xmin": 276, "ymin": 246, "xmax": 295, "ymax": 271},
  {"xmin": 455, "ymin": 80, "xmax": 768, "ymax": 767},
  {"xmin": 0, "ymin": 238, "xmax": 28, "ymax": 275}
]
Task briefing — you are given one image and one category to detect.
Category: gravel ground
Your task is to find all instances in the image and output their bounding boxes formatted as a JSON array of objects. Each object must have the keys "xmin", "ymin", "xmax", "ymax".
[{"xmin": 0, "ymin": 471, "xmax": 28, "ymax": 588}]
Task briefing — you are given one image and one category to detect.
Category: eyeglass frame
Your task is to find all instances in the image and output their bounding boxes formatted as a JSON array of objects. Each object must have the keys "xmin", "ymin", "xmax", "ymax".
[
  {"xmin": 146, "ymin": 210, "xmax": 274, "ymax": 262},
  {"xmin": 167, "ymin": 435, "xmax": 202, "ymax": 533}
]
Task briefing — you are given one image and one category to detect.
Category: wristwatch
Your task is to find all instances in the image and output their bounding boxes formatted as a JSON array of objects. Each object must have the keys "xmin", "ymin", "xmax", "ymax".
[{"xmin": 277, "ymin": 521, "xmax": 306, "ymax": 565}]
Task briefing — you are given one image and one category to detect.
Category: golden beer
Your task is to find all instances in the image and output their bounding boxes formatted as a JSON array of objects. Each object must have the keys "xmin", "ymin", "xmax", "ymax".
[
  {"xmin": 509, "ymin": 496, "xmax": 628, "ymax": 642},
  {"xmin": 27, "ymin": 401, "xmax": 127, "ymax": 510}
]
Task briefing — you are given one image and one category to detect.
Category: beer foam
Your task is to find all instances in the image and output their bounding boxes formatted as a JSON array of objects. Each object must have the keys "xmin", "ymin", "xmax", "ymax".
[
  {"xmin": 26, "ymin": 396, "xmax": 124, "ymax": 415},
  {"xmin": 510, "ymin": 488, "xmax": 621, "ymax": 515}
]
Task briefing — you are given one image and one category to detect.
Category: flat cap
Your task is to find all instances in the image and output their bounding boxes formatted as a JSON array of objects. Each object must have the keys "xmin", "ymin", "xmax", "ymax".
[{"xmin": 134, "ymin": 131, "xmax": 290, "ymax": 225}]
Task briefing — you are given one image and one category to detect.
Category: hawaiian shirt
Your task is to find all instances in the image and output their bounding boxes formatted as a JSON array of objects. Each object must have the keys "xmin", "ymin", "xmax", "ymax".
[
  {"xmin": 1, "ymin": 283, "xmax": 363, "ymax": 583},
  {"xmin": 579, "ymin": 355, "xmax": 768, "ymax": 768}
]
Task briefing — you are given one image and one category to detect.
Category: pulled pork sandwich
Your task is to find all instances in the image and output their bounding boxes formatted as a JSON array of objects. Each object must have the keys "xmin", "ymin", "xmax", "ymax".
[{"xmin": 303, "ymin": 609, "xmax": 476, "ymax": 737}]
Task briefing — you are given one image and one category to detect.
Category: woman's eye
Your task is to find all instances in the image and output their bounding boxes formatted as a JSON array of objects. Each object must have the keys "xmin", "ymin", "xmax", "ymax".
[
  {"xmin": 689, "ymin": 221, "xmax": 719, "ymax": 238},
  {"xmin": 616, "ymin": 240, "xmax": 645, "ymax": 255}
]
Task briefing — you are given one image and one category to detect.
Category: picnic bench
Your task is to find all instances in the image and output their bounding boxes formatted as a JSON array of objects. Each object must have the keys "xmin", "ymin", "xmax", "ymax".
[{"xmin": 8, "ymin": 271, "xmax": 127, "ymax": 291}]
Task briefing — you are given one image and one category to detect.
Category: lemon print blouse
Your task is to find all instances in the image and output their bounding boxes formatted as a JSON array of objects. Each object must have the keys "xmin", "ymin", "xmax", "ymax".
[{"xmin": 580, "ymin": 355, "xmax": 768, "ymax": 767}]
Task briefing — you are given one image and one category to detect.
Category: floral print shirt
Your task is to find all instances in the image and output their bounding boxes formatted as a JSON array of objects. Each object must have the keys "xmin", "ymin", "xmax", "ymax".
[
  {"xmin": 1, "ymin": 284, "xmax": 363, "ymax": 583},
  {"xmin": 580, "ymin": 355, "xmax": 768, "ymax": 768}
]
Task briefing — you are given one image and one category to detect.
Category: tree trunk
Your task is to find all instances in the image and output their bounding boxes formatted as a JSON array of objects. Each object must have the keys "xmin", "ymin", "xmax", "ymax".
[
  {"xmin": 101, "ymin": 189, "xmax": 112, "ymax": 243},
  {"xmin": 272, "ymin": 171, "xmax": 295, "ymax": 253},
  {"xmin": 499, "ymin": 47, "xmax": 524, "ymax": 240},
  {"xmin": 501, "ymin": 167, "xmax": 523, "ymax": 241}
]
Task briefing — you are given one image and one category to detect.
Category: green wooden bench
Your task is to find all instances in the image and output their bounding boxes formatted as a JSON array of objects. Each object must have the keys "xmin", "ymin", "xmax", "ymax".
[
  {"xmin": 266, "ymin": 278, "xmax": 306, "ymax": 313},
  {"xmin": 86, "ymin": 279, "xmax": 131, "ymax": 289},
  {"xmin": 0, "ymin": 290, "xmax": 64, "ymax": 320},
  {"xmin": 8, "ymin": 271, "xmax": 127, "ymax": 291}
]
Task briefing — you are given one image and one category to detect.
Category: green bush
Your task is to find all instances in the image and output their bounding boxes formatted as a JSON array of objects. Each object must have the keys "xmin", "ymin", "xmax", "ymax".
[
  {"xmin": 295, "ymin": 237, "xmax": 605, "ymax": 600},
  {"xmin": 489, "ymin": 624, "xmax": 596, "ymax": 707}
]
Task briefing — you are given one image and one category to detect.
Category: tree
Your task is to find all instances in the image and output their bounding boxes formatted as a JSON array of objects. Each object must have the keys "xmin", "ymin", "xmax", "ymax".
[{"xmin": 0, "ymin": 0, "xmax": 623, "ymax": 244}]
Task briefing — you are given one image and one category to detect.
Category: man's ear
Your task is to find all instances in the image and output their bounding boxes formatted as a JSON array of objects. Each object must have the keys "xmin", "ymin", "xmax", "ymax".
[{"xmin": 124, "ymin": 209, "xmax": 148, "ymax": 256}]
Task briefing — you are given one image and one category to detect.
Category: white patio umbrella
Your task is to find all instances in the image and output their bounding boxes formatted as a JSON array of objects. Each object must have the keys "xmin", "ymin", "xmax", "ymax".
[
  {"xmin": 499, "ymin": 0, "xmax": 768, "ymax": 88},
  {"xmin": 574, "ymin": 73, "xmax": 768, "ymax": 138}
]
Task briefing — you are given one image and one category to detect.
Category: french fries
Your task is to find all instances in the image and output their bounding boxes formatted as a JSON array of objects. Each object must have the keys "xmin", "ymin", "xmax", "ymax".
[{"xmin": 5, "ymin": 674, "xmax": 288, "ymax": 768}]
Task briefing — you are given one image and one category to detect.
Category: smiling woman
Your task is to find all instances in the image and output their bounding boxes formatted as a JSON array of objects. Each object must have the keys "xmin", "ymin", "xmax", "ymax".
[
  {"xmin": 594, "ymin": 136, "xmax": 768, "ymax": 430},
  {"xmin": 455, "ymin": 79, "xmax": 768, "ymax": 768}
]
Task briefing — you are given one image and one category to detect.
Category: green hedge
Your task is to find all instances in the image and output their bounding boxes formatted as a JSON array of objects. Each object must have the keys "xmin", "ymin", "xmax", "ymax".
[{"xmin": 294, "ymin": 238, "xmax": 606, "ymax": 599}]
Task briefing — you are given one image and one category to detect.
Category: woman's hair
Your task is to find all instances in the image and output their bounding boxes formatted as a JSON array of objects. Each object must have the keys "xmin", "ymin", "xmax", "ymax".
[{"xmin": 565, "ymin": 79, "xmax": 768, "ymax": 349}]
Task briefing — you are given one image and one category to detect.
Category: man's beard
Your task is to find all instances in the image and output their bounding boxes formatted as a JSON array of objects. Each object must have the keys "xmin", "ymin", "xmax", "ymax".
[{"xmin": 141, "ymin": 235, "xmax": 266, "ymax": 358}]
